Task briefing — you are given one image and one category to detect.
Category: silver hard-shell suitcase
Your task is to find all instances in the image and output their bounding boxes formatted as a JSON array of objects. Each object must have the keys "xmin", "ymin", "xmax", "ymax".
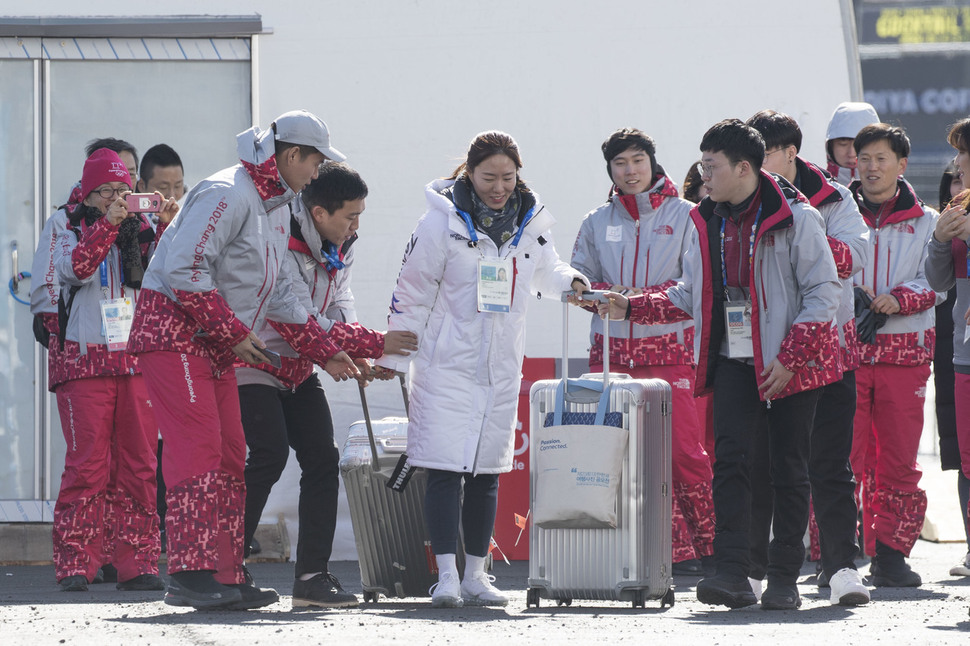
[
  {"xmin": 526, "ymin": 294, "xmax": 673, "ymax": 608},
  {"xmin": 339, "ymin": 377, "xmax": 463, "ymax": 602}
]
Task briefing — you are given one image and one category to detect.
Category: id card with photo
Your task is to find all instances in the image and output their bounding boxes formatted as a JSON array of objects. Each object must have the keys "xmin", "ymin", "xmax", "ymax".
[
  {"xmin": 725, "ymin": 301, "xmax": 753, "ymax": 359},
  {"xmin": 477, "ymin": 257, "xmax": 513, "ymax": 313},
  {"xmin": 100, "ymin": 297, "xmax": 134, "ymax": 352}
]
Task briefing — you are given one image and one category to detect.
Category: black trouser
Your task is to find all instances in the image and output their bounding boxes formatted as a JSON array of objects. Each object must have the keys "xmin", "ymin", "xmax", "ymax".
[
  {"xmin": 239, "ymin": 374, "xmax": 339, "ymax": 577},
  {"xmin": 712, "ymin": 358, "xmax": 819, "ymax": 583},
  {"xmin": 425, "ymin": 469, "xmax": 499, "ymax": 557},
  {"xmin": 750, "ymin": 371, "xmax": 859, "ymax": 579}
]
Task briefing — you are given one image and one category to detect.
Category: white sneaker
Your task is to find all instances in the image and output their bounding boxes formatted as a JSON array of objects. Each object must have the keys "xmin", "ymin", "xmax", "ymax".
[
  {"xmin": 459, "ymin": 571, "xmax": 509, "ymax": 607},
  {"xmin": 747, "ymin": 577, "xmax": 763, "ymax": 602},
  {"xmin": 949, "ymin": 552, "xmax": 970, "ymax": 577},
  {"xmin": 828, "ymin": 567, "xmax": 870, "ymax": 606},
  {"xmin": 430, "ymin": 572, "xmax": 463, "ymax": 608}
]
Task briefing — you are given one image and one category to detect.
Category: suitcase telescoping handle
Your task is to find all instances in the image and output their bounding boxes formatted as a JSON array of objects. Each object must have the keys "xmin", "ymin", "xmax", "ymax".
[
  {"xmin": 560, "ymin": 290, "xmax": 612, "ymax": 390},
  {"xmin": 357, "ymin": 372, "xmax": 409, "ymax": 469}
]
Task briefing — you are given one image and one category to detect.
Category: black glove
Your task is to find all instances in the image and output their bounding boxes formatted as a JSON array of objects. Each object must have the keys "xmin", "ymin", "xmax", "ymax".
[{"xmin": 854, "ymin": 287, "xmax": 888, "ymax": 345}]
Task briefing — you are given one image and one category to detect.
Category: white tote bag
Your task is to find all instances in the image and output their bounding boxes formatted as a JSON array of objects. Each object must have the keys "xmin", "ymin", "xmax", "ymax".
[{"xmin": 533, "ymin": 380, "xmax": 628, "ymax": 529}]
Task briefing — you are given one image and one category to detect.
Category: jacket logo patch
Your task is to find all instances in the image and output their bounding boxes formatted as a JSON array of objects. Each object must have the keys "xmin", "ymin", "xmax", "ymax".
[
  {"xmin": 763, "ymin": 233, "xmax": 775, "ymax": 247},
  {"xmin": 606, "ymin": 226, "xmax": 622, "ymax": 242},
  {"xmin": 450, "ymin": 232, "xmax": 469, "ymax": 242},
  {"xmin": 653, "ymin": 225, "xmax": 673, "ymax": 235},
  {"xmin": 891, "ymin": 223, "xmax": 915, "ymax": 234},
  {"xmin": 673, "ymin": 378, "xmax": 691, "ymax": 389}
]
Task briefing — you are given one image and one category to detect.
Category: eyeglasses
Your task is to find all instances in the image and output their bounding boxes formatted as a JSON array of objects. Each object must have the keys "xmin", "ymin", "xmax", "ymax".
[
  {"xmin": 95, "ymin": 186, "xmax": 128, "ymax": 199},
  {"xmin": 696, "ymin": 162, "xmax": 724, "ymax": 179},
  {"xmin": 764, "ymin": 148, "xmax": 786, "ymax": 159}
]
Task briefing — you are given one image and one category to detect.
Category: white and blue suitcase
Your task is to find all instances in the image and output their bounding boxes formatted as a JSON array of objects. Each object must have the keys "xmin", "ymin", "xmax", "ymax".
[{"xmin": 526, "ymin": 294, "xmax": 673, "ymax": 608}]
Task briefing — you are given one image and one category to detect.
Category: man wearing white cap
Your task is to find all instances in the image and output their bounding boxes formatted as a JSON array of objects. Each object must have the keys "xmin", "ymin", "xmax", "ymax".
[
  {"xmin": 128, "ymin": 110, "xmax": 360, "ymax": 610},
  {"xmin": 824, "ymin": 102, "xmax": 881, "ymax": 187}
]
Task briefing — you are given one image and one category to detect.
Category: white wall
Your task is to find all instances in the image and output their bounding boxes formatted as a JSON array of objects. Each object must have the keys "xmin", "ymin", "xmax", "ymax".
[{"xmin": 20, "ymin": 0, "xmax": 857, "ymax": 560}]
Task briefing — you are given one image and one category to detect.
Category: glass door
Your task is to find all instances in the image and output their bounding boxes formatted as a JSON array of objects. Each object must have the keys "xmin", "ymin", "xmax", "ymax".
[{"xmin": 0, "ymin": 57, "xmax": 43, "ymax": 519}]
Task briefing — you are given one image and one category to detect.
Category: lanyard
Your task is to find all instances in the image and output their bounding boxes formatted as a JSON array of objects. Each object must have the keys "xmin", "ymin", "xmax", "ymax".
[
  {"xmin": 455, "ymin": 206, "xmax": 536, "ymax": 254},
  {"xmin": 508, "ymin": 207, "xmax": 535, "ymax": 250},
  {"xmin": 456, "ymin": 208, "xmax": 480, "ymax": 248},
  {"xmin": 720, "ymin": 205, "xmax": 762, "ymax": 299},
  {"xmin": 320, "ymin": 242, "xmax": 345, "ymax": 272},
  {"xmin": 99, "ymin": 259, "xmax": 109, "ymax": 298}
]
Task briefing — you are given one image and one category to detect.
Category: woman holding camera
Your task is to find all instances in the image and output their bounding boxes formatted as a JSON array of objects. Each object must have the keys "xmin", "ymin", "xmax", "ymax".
[
  {"xmin": 376, "ymin": 131, "xmax": 588, "ymax": 608},
  {"xmin": 51, "ymin": 148, "xmax": 178, "ymax": 592}
]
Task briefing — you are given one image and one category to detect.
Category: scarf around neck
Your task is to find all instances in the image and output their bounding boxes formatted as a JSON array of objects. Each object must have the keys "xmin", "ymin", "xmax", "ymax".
[{"xmin": 460, "ymin": 175, "xmax": 522, "ymax": 248}]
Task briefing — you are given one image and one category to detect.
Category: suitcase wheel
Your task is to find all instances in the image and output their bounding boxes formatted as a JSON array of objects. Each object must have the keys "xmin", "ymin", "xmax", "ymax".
[
  {"xmin": 363, "ymin": 591, "xmax": 379, "ymax": 604},
  {"xmin": 632, "ymin": 590, "xmax": 645, "ymax": 609},
  {"xmin": 555, "ymin": 598, "xmax": 572, "ymax": 607},
  {"xmin": 661, "ymin": 587, "xmax": 675, "ymax": 608},
  {"xmin": 526, "ymin": 588, "xmax": 540, "ymax": 608}
]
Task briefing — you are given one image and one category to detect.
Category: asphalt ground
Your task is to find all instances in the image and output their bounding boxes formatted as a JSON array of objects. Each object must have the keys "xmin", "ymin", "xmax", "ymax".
[{"xmin": 1, "ymin": 539, "xmax": 969, "ymax": 646}]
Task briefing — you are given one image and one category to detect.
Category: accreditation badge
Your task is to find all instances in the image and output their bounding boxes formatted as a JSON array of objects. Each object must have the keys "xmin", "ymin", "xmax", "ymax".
[
  {"xmin": 100, "ymin": 297, "xmax": 134, "ymax": 351},
  {"xmin": 477, "ymin": 257, "xmax": 513, "ymax": 313},
  {"xmin": 725, "ymin": 300, "xmax": 754, "ymax": 359}
]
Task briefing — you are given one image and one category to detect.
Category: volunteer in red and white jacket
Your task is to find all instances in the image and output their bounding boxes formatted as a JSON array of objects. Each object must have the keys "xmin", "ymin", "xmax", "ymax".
[
  {"xmin": 236, "ymin": 163, "xmax": 417, "ymax": 609},
  {"xmin": 598, "ymin": 119, "xmax": 841, "ymax": 610},
  {"xmin": 127, "ymin": 110, "xmax": 359, "ymax": 611},
  {"xmin": 376, "ymin": 131, "xmax": 589, "ymax": 609},
  {"xmin": 746, "ymin": 110, "xmax": 870, "ymax": 605},
  {"xmin": 50, "ymin": 148, "xmax": 177, "ymax": 593},
  {"xmin": 570, "ymin": 128, "xmax": 714, "ymax": 574},
  {"xmin": 849, "ymin": 123, "xmax": 943, "ymax": 587},
  {"xmin": 32, "ymin": 138, "xmax": 139, "ymax": 394},
  {"xmin": 824, "ymin": 102, "xmax": 880, "ymax": 187}
]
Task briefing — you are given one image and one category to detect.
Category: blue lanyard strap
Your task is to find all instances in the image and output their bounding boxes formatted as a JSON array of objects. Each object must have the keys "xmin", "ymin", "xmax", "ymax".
[
  {"xmin": 99, "ymin": 259, "xmax": 109, "ymax": 292},
  {"xmin": 320, "ymin": 242, "xmax": 345, "ymax": 272},
  {"xmin": 508, "ymin": 206, "xmax": 535, "ymax": 250},
  {"xmin": 457, "ymin": 205, "xmax": 535, "ymax": 252},
  {"xmin": 455, "ymin": 209, "xmax": 479, "ymax": 247},
  {"xmin": 719, "ymin": 205, "xmax": 762, "ymax": 299}
]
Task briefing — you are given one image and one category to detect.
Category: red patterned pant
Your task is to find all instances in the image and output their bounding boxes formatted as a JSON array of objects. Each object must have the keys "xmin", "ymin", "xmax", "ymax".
[
  {"xmin": 138, "ymin": 351, "xmax": 246, "ymax": 585},
  {"xmin": 594, "ymin": 363, "xmax": 715, "ymax": 561},
  {"xmin": 852, "ymin": 362, "xmax": 929, "ymax": 555},
  {"xmin": 53, "ymin": 375, "xmax": 159, "ymax": 582}
]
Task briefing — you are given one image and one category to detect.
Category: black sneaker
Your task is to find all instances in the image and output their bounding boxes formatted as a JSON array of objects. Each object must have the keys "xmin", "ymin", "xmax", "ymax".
[
  {"xmin": 672, "ymin": 559, "xmax": 704, "ymax": 576},
  {"xmin": 226, "ymin": 582, "xmax": 279, "ymax": 610},
  {"xmin": 165, "ymin": 571, "xmax": 243, "ymax": 609},
  {"xmin": 761, "ymin": 581, "xmax": 802, "ymax": 610},
  {"xmin": 117, "ymin": 574, "xmax": 166, "ymax": 591},
  {"xmin": 696, "ymin": 574, "xmax": 758, "ymax": 609},
  {"xmin": 871, "ymin": 542, "xmax": 921, "ymax": 587},
  {"xmin": 292, "ymin": 572, "xmax": 359, "ymax": 609},
  {"xmin": 59, "ymin": 575, "xmax": 89, "ymax": 592}
]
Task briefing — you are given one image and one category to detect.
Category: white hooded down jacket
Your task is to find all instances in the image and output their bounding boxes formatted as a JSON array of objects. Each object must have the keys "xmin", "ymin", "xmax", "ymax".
[{"xmin": 376, "ymin": 179, "xmax": 586, "ymax": 474}]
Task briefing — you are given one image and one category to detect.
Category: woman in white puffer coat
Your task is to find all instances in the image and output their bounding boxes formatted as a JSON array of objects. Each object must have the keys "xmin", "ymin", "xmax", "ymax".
[{"xmin": 376, "ymin": 131, "xmax": 588, "ymax": 608}]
